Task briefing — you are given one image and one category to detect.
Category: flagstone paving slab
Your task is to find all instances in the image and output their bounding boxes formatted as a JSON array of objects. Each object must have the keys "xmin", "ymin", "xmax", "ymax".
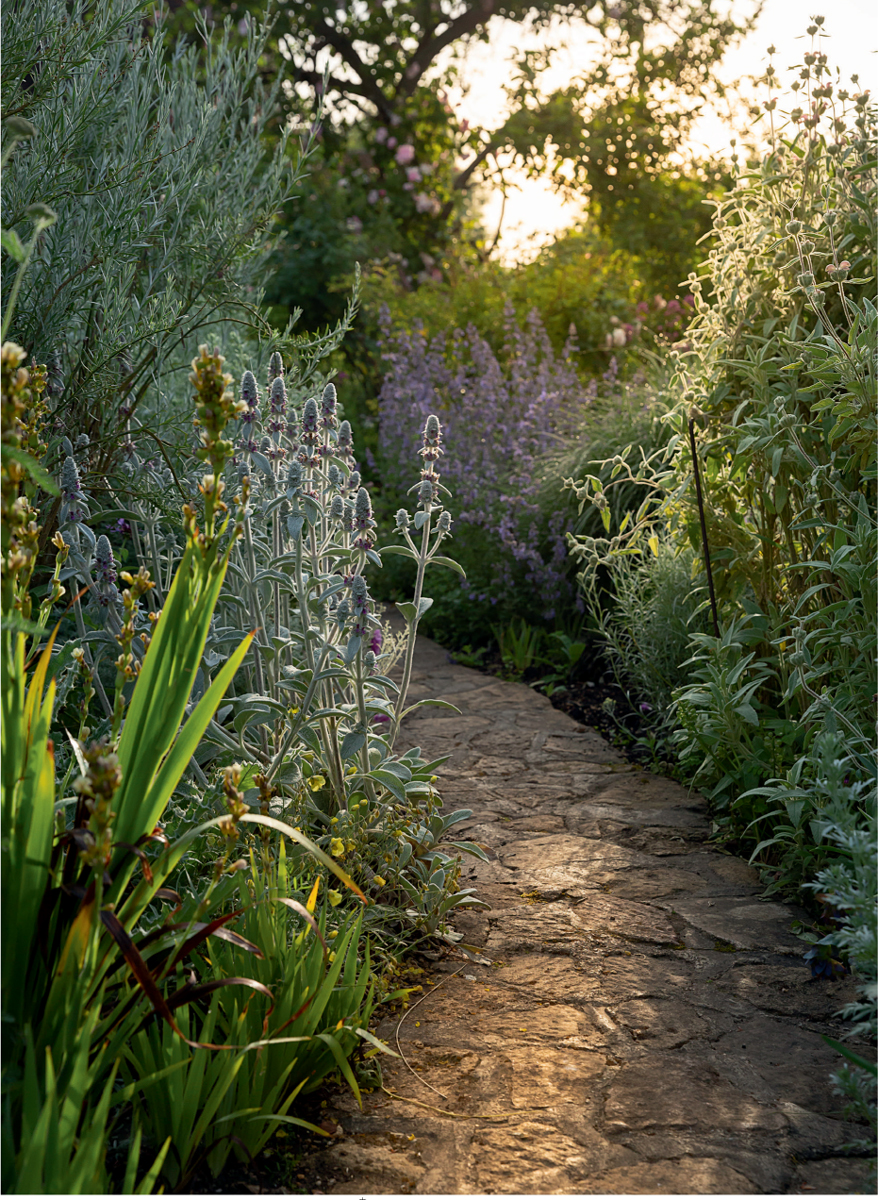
[{"xmin": 299, "ymin": 633, "xmax": 873, "ymax": 1194}]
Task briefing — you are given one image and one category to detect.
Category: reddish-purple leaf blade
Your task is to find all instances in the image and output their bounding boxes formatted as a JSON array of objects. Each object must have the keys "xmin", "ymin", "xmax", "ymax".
[{"xmin": 113, "ymin": 841, "xmax": 154, "ymax": 885}]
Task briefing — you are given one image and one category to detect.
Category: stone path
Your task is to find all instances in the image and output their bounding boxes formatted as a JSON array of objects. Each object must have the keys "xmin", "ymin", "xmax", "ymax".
[{"xmin": 300, "ymin": 634, "xmax": 872, "ymax": 1195}]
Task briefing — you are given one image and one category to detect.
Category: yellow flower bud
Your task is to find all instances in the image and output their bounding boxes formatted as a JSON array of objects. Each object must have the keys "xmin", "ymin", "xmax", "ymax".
[
  {"xmin": 308, "ymin": 774, "xmax": 326, "ymax": 792},
  {"xmin": 330, "ymin": 837, "xmax": 346, "ymax": 858},
  {"xmin": 327, "ymin": 889, "xmax": 342, "ymax": 907}
]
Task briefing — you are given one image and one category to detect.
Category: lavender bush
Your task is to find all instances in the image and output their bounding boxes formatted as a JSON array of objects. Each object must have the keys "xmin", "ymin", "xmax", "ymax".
[{"xmin": 374, "ymin": 305, "xmax": 594, "ymax": 635}]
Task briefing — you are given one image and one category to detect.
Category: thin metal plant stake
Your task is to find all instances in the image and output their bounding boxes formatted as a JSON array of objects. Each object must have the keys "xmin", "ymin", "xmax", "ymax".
[{"xmin": 688, "ymin": 415, "xmax": 721, "ymax": 640}]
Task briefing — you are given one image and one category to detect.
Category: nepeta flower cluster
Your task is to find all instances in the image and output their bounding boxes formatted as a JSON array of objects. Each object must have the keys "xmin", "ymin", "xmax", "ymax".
[{"xmin": 376, "ymin": 306, "xmax": 591, "ymax": 618}]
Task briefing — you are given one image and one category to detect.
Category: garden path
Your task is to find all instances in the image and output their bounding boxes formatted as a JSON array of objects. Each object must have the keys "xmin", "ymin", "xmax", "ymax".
[{"xmin": 299, "ymin": 633, "xmax": 871, "ymax": 1195}]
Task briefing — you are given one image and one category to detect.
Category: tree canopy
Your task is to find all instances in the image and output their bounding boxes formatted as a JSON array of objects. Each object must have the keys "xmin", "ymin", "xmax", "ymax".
[{"xmin": 160, "ymin": 0, "xmax": 759, "ymax": 376}]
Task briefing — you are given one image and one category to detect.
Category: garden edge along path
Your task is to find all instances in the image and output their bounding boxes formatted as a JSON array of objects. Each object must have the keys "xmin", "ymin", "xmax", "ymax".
[{"xmin": 298, "ymin": 633, "xmax": 872, "ymax": 1196}]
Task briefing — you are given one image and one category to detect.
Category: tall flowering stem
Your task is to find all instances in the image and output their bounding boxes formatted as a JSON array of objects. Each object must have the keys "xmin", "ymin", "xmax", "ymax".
[
  {"xmin": 189, "ymin": 345, "xmax": 245, "ymax": 546},
  {"xmin": 111, "ymin": 567, "xmax": 156, "ymax": 743},
  {"xmin": 389, "ymin": 414, "xmax": 460, "ymax": 746},
  {"xmin": 1, "ymin": 343, "xmax": 49, "ymax": 623}
]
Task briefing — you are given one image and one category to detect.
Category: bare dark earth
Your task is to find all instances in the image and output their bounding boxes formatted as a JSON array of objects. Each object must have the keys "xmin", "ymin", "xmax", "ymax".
[{"xmin": 288, "ymin": 634, "xmax": 872, "ymax": 1194}]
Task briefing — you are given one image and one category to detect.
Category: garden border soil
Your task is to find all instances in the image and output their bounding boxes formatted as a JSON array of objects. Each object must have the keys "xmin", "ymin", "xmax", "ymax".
[{"xmin": 273, "ymin": 633, "xmax": 872, "ymax": 1195}]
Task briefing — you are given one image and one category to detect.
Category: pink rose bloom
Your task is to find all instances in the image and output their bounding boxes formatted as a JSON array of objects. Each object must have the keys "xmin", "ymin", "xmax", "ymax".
[
  {"xmin": 395, "ymin": 143, "xmax": 415, "ymax": 165},
  {"xmin": 387, "ymin": 136, "xmax": 397, "ymax": 150},
  {"xmin": 374, "ymin": 126, "xmax": 388, "ymax": 144},
  {"xmin": 414, "ymin": 193, "xmax": 440, "ymax": 215},
  {"xmin": 406, "ymin": 166, "xmax": 421, "ymax": 183}
]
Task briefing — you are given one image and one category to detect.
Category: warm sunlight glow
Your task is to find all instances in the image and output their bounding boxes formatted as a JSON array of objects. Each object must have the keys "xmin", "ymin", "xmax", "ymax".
[{"xmin": 440, "ymin": 0, "xmax": 878, "ymax": 262}]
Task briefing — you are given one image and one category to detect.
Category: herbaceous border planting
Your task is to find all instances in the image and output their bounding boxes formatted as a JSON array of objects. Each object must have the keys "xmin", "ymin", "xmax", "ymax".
[{"xmin": 1, "ymin": 0, "xmax": 875, "ymax": 1192}]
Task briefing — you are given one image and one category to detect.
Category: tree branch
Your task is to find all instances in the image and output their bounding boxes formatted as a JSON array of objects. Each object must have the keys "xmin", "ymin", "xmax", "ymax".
[
  {"xmin": 398, "ymin": 0, "xmax": 497, "ymax": 99},
  {"xmin": 452, "ymin": 141, "xmax": 498, "ymax": 191},
  {"xmin": 309, "ymin": 17, "xmax": 396, "ymax": 121}
]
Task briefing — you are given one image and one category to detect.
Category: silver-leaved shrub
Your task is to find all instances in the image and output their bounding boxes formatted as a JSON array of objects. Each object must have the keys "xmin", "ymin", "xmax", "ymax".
[{"xmin": 568, "ymin": 20, "xmax": 876, "ymax": 1149}]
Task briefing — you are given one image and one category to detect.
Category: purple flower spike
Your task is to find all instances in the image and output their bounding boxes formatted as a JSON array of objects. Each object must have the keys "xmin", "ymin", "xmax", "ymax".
[
  {"xmin": 269, "ymin": 376, "xmax": 287, "ymax": 414},
  {"xmin": 241, "ymin": 370, "xmax": 259, "ymax": 408},
  {"xmin": 301, "ymin": 398, "xmax": 319, "ymax": 434},
  {"xmin": 321, "ymin": 382, "xmax": 338, "ymax": 429},
  {"xmin": 338, "ymin": 419, "xmax": 354, "ymax": 456},
  {"xmin": 95, "ymin": 535, "xmax": 117, "ymax": 585},
  {"xmin": 350, "ymin": 574, "xmax": 371, "ymax": 636}
]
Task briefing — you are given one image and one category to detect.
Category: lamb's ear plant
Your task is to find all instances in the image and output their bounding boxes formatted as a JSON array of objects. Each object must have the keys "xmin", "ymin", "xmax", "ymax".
[{"xmin": 151, "ymin": 345, "xmax": 488, "ymax": 951}]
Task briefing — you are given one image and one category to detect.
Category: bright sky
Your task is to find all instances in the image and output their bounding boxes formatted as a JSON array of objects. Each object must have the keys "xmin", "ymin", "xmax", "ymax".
[{"xmin": 442, "ymin": 0, "xmax": 878, "ymax": 262}]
